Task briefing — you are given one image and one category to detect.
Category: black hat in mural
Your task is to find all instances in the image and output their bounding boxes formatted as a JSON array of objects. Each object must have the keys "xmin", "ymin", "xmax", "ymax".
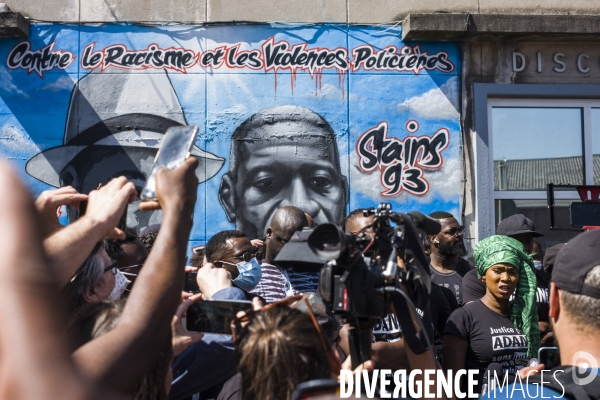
[
  {"xmin": 25, "ymin": 70, "xmax": 224, "ymax": 187},
  {"xmin": 497, "ymin": 214, "xmax": 544, "ymax": 237}
]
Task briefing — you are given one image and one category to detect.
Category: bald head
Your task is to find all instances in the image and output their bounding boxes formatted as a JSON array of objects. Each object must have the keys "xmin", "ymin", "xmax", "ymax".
[{"xmin": 265, "ymin": 206, "xmax": 308, "ymax": 264}]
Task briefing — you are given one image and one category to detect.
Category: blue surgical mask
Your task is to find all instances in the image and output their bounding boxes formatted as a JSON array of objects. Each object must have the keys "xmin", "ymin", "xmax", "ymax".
[
  {"xmin": 533, "ymin": 260, "xmax": 543, "ymax": 270},
  {"xmin": 232, "ymin": 257, "xmax": 262, "ymax": 292}
]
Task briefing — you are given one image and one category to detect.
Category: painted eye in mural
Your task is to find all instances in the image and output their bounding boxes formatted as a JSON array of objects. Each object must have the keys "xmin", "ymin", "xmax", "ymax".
[
  {"xmin": 309, "ymin": 175, "xmax": 332, "ymax": 189},
  {"xmin": 253, "ymin": 177, "xmax": 274, "ymax": 192},
  {"xmin": 406, "ymin": 120, "xmax": 419, "ymax": 133}
]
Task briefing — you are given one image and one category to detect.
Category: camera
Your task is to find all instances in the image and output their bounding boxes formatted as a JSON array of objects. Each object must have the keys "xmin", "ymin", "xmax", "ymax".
[{"xmin": 275, "ymin": 203, "xmax": 441, "ymax": 367}]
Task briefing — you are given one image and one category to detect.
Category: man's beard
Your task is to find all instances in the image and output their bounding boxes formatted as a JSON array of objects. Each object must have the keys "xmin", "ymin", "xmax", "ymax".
[{"xmin": 438, "ymin": 240, "xmax": 467, "ymax": 258}]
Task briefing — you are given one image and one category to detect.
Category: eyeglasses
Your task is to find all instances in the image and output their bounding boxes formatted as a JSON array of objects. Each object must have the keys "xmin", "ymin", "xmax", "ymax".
[
  {"xmin": 103, "ymin": 261, "xmax": 119, "ymax": 275},
  {"xmin": 443, "ymin": 225, "xmax": 465, "ymax": 236},
  {"xmin": 230, "ymin": 294, "xmax": 335, "ymax": 371},
  {"xmin": 218, "ymin": 251, "xmax": 263, "ymax": 264}
]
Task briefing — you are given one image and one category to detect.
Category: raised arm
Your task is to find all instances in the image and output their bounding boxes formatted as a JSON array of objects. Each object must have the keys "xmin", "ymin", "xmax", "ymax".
[
  {"xmin": 0, "ymin": 163, "xmax": 101, "ymax": 400},
  {"xmin": 72, "ymin": 158, "xmax": 198, "ymax": 394},
  {"xmin": 43, "ymin": 178, "xmax": 136, "ymax": 286}
]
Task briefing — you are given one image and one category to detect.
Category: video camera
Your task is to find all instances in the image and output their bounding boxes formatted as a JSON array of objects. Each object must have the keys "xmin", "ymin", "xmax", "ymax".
[{"xmin": 275, "ymin": 203, "xmax": 441, "ymax": 368}]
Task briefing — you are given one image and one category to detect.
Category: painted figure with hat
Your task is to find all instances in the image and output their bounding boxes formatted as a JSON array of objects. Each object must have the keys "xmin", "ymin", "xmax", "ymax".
[{"xmin": 25, "ymin": 70, "xmax": 224, "ymax": 232}]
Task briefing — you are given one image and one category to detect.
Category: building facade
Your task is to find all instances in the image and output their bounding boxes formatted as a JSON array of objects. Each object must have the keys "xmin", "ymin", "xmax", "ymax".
[{"xmin": 2, "ymin": 1, "xmax": 598, "ymax": 252}]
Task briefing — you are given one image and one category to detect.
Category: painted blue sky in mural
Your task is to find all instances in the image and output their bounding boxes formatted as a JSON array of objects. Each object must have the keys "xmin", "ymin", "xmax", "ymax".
[{"xmin": 0, "ymin": 23, "xmax": 461, "ymax": 246}]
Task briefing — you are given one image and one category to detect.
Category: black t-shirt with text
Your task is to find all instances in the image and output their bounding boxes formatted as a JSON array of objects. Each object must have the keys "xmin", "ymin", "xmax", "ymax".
[
  {"xmin": 430, "ymin": 258, "xmax": 472, "ymax": 306},
  {"xmin": 444, "ymin": 300, "xmax": 530, "ymax": 393}
]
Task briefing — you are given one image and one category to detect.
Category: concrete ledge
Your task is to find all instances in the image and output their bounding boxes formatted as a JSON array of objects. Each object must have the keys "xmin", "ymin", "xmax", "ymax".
[
  {"xmin": 402, "ymin": 13, "xmax": 600, "ymax": 41},
  {"xmin": 0, "ymin": 12, "xmax": 29, "ymax": 37}
]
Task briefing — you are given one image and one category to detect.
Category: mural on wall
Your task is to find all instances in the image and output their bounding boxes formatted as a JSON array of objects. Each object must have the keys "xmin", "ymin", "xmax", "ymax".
[{"xmin": 0, "ymin": 24, "xmax": 461, "ymax": 247}]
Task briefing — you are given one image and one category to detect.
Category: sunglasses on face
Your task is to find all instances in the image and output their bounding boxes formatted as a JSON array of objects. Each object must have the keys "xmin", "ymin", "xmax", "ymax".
[
  {"xmin": 230, "ymin": 295, "xmax": 333, "ymax": 371},
  {"xmin": 443, "ymin": 225, "xmax": 465, "ymax": 236},
  {"xmin": 219, "ymin": 251, "xmax": 263, "ymax": 264}
]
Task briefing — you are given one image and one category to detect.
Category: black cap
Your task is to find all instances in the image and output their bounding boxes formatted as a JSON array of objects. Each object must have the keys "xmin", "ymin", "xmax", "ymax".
[
  {"xmin": 542, "ymin": 243, "xmax": 565, "ymax": 274},
  {"xmin": 553, "ymin": 230, "xmax": 600, "ymax": 298},
  {"xmin": 497, "ymin": 214, "xmax": 544, "ymax": 237},
  {"xmin": 274, "ymin": 230, "xmax": 326, "ymax": 271}
]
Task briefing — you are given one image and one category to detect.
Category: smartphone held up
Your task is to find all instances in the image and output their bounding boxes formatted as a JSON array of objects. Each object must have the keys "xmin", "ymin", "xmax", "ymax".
[
  {"xmin": 185, "ymin": 299, "xmax": 252, "ymax": 335},
  {"xmin": 141, "ymin": 125, "xmax": 199, "ymax": 201}
]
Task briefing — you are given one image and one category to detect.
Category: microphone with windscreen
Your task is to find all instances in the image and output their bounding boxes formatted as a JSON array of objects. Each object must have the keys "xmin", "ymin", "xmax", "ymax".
[{"xmin": 480, "ymin": 363, "xmax": 504, "ymax": 396}]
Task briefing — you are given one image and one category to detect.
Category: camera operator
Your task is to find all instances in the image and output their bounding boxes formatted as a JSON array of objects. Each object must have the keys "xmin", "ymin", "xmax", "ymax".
[{"xmin": 338, "ymin": 209, "xmax": 455, "ymax": 370}]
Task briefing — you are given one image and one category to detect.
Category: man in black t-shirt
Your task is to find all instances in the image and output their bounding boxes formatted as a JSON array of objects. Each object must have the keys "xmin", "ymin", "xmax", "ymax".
[
  {"xmin": 497, "ymin": 214, "xmax": 552, "ymax": 345},
  {"xmin": 428, "ymin": 211, "xmax": 472, "ymax": 306}
]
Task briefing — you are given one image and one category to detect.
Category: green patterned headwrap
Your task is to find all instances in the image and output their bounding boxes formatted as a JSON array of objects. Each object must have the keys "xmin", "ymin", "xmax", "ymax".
[{"xmin": 474, "ymin": 235, "xmax": 539, "ymax": 357}]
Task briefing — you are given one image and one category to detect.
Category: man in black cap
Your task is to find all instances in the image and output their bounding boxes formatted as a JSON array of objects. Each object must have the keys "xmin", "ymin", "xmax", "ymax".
[
  {"xmin": 483, "ymin": 230, "xmax": 600, "ymax": 399},
  {"xmin": 462, "ymin": 214, "xmax": 553, "ymax": 344},
  {"xmin": 496, "ymin": 213, "xmax": 544, "ymax": 253}
]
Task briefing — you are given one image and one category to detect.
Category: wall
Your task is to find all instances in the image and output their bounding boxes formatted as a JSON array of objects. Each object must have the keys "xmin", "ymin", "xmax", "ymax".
[
  {"xmin": 0, "ymin": 23, "xmax": 462, "ymax": 246},
  {"xmin": 11, "ymin": 0, "xmax": 600, "ymax": 24}
]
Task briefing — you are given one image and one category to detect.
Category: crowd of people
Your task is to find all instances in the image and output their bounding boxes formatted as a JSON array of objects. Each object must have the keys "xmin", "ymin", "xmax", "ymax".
[{"xmin": 1, "ymin": 156, "xmax": 600, "ymax": 400}]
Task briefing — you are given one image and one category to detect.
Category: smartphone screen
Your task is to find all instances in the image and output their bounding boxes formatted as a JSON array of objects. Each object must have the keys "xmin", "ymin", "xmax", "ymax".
[
  {"xmin": 184, "ymin": 272, "xmax": 200, "ymax": 294},
  {"xmin": 141, "ymin": 125, "xmax": 199, "ymax": 200},
  {"xmin": 538, "ymin": 346, "xmax": 560, "ymax": 369},
  {"xmin": 185, "ymin": 299, "xmax": 252, "ymax": 334}
]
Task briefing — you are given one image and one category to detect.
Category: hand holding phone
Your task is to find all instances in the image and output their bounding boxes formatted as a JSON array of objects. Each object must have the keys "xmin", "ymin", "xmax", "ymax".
[
  {"xmin": 185, "ymin": 299, "xmax": 252, "ymax": 334},
  {"xmin": 538, "ymin": 346, "xmax": 560, "ymax": 369},
  {"xmin": 140, "ymin": 125, "xmax": 199, "ymax": 204}
]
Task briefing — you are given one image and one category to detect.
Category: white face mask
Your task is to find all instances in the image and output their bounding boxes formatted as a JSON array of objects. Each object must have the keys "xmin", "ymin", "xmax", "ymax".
[
  {"xmin": 533, "ymin": 260, "xmax": 543, "ymax": 270},
  {"xmin": 109, "ymin": 269, "xmax": 130, "ymax": 301}
]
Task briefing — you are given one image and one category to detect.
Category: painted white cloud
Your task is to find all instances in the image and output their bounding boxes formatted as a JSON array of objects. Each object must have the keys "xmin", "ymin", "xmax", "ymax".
[
  {"xmin": 42, "ymin": 76, "xmax": 74, "ymax": 92},
  {"xmin": 313, "ymin": 83, "xmax": 357, "ymax": 101},
  {"xmin": 0, "ymin": 66, "xmax": 28, "ymax": 98},
  {"xmin": 397, "ymin": 76, "xmax": 459, "ymax": 120},
  {"xmin": 0, "ymin": 124, "xmax": 40, "ymax": 156},
  {"xmin": 346, "ymin": 153, "xmax": 462, "ymax": 204}
]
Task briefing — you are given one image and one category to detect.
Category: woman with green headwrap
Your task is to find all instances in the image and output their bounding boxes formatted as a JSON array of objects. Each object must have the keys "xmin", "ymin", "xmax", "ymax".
[{"xmin": 442, "ymin": 235, "xmax": 539, "ymax": 394}]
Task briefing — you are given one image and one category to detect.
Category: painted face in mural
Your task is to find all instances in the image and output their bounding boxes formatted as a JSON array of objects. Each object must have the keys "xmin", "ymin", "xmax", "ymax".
[{"xmin": 219, "ymin": 105, "xmax": 348, "ymax": 240}]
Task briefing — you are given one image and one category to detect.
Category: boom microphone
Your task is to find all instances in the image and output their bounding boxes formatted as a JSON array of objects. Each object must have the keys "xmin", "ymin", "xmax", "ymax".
[{"xmin": 407, "ymin": 211, "xmax": 442, "ymax": 235}]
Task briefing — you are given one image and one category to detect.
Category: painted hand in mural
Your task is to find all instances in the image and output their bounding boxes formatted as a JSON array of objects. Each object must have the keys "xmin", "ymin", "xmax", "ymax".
[
  {"xmin": 34, "ymin": 186, "xmax": 88, "ymax": 238},
  {"xmin": 86, "ymin": 176, "xmax": 137, "ymax": 240},
  {"xmin": 139, "ymin": 157, "xmax": 199, "ymax": 214}
]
